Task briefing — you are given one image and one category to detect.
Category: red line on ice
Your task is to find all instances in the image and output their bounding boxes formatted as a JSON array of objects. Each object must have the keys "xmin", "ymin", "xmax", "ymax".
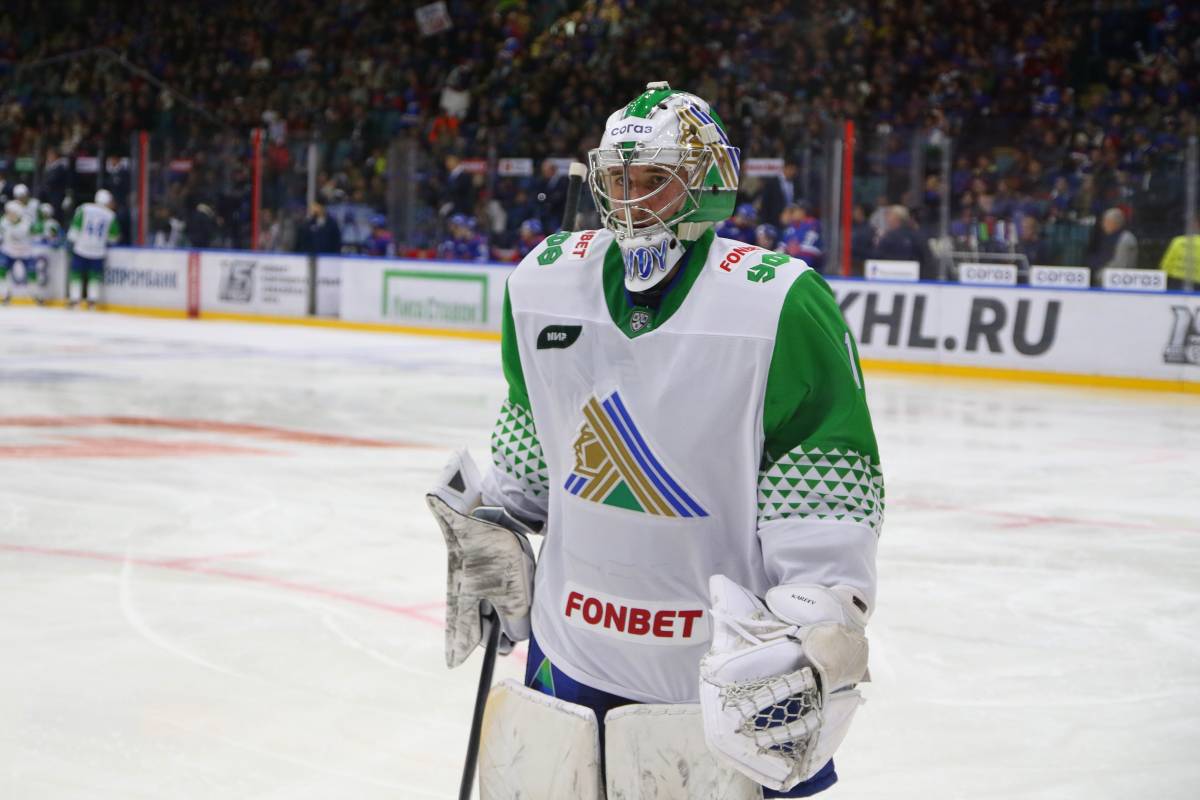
[
  {"xmin": 0, "ymin": 543, "xmax": 445, "ymax": 628},
  {"xmin": 0, "ymin": 416, "xmax": 428, "ymax": 449},
  {"xmin": 893, "ymin": 498, "xmax": 1200, "ymax": 534},
  {"xmin": 0, "ymin": 436, "xmax": 275, "ymax": 458}
]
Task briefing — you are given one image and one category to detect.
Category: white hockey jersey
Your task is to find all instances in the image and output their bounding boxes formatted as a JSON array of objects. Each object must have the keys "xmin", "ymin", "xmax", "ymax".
[
  {"xmin": 1, "ymin": 215, "xmax": 34, "ymax": 259},
  {"xmin": 68, "ymin": 202, "xmax": 119, "ymax": 259},
  {"xmin": 483, "ymin": 228, "xmax": 883, "ymax": 703}
]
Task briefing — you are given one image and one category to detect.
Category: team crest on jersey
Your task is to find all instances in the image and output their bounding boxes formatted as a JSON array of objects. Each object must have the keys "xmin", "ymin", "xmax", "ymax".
[
  {"xmin": 563, "ymin": 390, "xmax": 707, "ymax": 517},
  {"xmin": 630, "ymin": 310, "xmax": 651, "ymax": 332}
]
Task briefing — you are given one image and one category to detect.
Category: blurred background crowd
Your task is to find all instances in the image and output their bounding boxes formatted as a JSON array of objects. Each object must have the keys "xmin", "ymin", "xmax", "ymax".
[{"xmin": 0, "ymin": 0, "xmax": 1196, "ymax": 280}]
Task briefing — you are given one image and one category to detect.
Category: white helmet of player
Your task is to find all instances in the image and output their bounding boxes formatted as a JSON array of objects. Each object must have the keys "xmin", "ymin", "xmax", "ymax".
[
  {"xmin": 588, "ymin": 81, "xmax": 741, "ymax": 293},
  {"xmin": 39, "ymin": 202, "xmax": 54, "ymax": 218},
  {"xmin": 4, "ymin": 200, "xmax": 21, "ymax": 221},
  {"xmin": 95, "ymin": 189, "xmax": 114, "ymax": 208},
  {"xmin": 13, "ymin": 183, "xmax": 29, "ymax": 199}
]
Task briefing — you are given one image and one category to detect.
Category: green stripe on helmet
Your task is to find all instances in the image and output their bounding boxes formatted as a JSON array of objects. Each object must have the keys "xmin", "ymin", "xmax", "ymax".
[{"xmin": 624, "ymin": 87, "xmax": 676, "ymax": 119}]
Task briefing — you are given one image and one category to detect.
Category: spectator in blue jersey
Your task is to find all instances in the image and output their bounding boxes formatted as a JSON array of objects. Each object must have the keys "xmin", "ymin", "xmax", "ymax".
[
  {"xmin": 780, "ymin": 203, "xmax": 823, "ymax": 270},
  {"xmin": 516, "ymin": 218, "xmax": 545, "ymax": 259},
  {"xmin": 363, "ymin": 214, "xmax": 394, "ymax": 258},
  {"xmin": 754, "ymin": 223, "xmax": 780, "ymax": 252},
  {"xmin": 438, "ymin": 214, "xmax": 489, "ymax": 262},
  {"xmin": 716, "ymin": 203, "xmax": 757, "ymax": 243}
]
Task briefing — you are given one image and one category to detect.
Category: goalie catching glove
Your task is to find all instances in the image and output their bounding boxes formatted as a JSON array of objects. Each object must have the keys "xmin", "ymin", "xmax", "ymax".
[
  {"xmin": 426, "ymin": 449, "xmax": 536, "ymax": 668},
  {"xmin": 699, "ymin": 574, "xmax": 870, "ymax": 792}
]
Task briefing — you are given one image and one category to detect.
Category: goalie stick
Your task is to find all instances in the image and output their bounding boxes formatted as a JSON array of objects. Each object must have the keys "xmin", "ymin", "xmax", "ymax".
[
  {"xmin": 459, "ymin": 607, "xmax": 501, "ymax": 800},
  {"xmin": 559, "ymin": 162, "xmax": 587, "ymax": 232}
]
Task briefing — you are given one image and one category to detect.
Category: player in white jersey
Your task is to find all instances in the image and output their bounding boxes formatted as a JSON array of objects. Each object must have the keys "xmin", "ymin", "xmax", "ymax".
[
  {"xmin": 11, "ymin": 183, "xmax": 37, "ymax": 226},
  {"xmin": 428, "ymin": 83, "xmax": 883, "ymax": 799},
  {"xmin": 29, "ymin": 203, "xmax": 64, "ymax": 304},
  {"xmin": 1, "ymin": 200, "xmax": 36, "ymax": 304},
  {"xmin": 66, "ymin": 189, "xmax": 121, "ymax": 308}
]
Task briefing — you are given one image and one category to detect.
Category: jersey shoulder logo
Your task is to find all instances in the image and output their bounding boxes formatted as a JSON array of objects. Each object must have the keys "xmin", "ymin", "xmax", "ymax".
[{"xmin": 563, "ymin": 390, "xmax": 707, "ymax": 518}]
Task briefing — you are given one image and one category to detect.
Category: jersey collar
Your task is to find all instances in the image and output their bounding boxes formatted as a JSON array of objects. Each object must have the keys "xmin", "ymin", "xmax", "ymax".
[{"xmin": 601, "ymin": 229, "xmax": 714, "ymax": 339}]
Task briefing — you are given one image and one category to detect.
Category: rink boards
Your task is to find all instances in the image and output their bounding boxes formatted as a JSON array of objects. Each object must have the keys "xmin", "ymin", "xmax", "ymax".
[{"xmin": 26, "ymin": 246, "xmax": 1198, "ymax": 392}]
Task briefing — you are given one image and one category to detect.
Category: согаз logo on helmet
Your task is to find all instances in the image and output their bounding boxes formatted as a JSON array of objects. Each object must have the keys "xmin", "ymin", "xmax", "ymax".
[{"xmin": 610, "ymin": 123, "xmax": 654, "ymax": 137}]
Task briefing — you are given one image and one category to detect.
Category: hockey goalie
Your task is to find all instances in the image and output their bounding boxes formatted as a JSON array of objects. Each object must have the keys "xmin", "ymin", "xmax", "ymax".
[{"xmin": 427, "ymin": 81, "xmax": 884, "ymax": 799}]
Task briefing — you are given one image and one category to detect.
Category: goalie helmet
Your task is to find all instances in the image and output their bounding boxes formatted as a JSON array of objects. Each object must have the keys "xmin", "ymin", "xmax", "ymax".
[{"xmin": 588, "ymin": 81, "xmax": 741, "ymax": 292}]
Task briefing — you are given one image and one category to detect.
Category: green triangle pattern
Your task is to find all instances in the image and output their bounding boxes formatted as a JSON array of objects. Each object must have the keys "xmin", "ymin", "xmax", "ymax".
[
  {"xmin": 490, "ymin": 400, "xmax": 550, "ymax": 498},
  {"xmin": 756, "ymin": 445, "xmax": 885, "ymax": 534},
  {"xmin": 601, "ymin": 479, "xmax": 645, "ymax": 513}
]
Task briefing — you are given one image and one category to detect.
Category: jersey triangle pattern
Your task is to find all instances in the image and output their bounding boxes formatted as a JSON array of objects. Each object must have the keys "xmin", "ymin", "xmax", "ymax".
[{"xmin": 563, "ymin": 390, "xmax": 707, "ymax": 518}]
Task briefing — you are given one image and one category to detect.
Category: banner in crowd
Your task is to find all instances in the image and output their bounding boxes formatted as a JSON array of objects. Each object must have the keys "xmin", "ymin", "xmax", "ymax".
[
  {"xmin": 333, "ymin": 256, "xmax": 506, "ymax": 331},
  {"xmin": 830, "ymin": 279, "xmax": 1200, "ymax": 383}
]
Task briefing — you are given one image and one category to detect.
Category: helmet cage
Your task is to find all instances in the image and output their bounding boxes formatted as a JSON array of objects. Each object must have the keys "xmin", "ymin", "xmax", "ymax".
[{"xmin": 588, "ymin": 145, "xmax": 713, "ymax": 244}]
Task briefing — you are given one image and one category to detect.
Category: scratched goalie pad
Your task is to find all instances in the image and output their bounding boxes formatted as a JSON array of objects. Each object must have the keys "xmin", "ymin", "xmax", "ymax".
[
  {"xmin": 479, "ymin": 679, "xmax": 603, "ymax": 800},
  {"xmin": 426, "ymin": 449, "xmax": 536, "ymax": 668},
  {"xmin": 699, "ymin": 575, "xmax": 866, "ymax": 792},
  {"xmin": 605, "ymin": 703, "xmax": 762, "ymax": 800}
]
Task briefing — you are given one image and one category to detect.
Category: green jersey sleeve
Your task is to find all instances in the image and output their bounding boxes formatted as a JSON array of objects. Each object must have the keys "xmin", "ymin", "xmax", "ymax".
[{"xmin": 759, "ymin": 270, "xmax": 884, "ymax": 537}]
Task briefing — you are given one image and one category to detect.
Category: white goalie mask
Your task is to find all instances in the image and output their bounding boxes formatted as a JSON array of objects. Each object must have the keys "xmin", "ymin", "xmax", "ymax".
[{"xmin": 588, "ymin": 82, "xmax": 741, "ymax": 293}]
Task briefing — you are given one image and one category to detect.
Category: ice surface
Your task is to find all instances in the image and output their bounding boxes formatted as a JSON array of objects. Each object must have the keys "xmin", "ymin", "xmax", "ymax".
[{"xmin": 1, "ymin": 307, "xmax": 1197, "ymax": 799}]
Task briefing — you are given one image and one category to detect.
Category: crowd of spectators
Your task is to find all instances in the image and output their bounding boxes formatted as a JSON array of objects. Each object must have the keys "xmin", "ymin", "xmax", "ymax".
[{"xmin": 0, "ymin": 0, "xmax": 1197, "ymax": 276}]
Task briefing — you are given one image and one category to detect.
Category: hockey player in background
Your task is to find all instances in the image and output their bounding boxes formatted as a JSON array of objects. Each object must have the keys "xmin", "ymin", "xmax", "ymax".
[
  {"xmin": 66, "ymin": 189, "xmax": 120, "ymax": 309},
  {"xmin": 438, "ymin": 213, "xmax": 490, "ymax": 262},
  {"xmin": 427, "ymin": 82, "xmax": 882, "ymax": 799},
  {"xmin": 780, "ymin": 203, "xmax": 824, "ymax": 272},
  {"xmin": 716, "ymin": 201, "xmax": 759, "ymax": 244},
  {"xmin": 12, "ymin": 183, "xmax": 38, "ymax": 226},
  {"xmin": 28, "ymin": 203, "xmax": 63, "ymax": 303},
  {"xmin": 1, "ymin": 200, "xmax": 35, "ymax": 304},
  {"xmin": 515, "ymin": 217, "xmax": 545, "ymax": 259}
]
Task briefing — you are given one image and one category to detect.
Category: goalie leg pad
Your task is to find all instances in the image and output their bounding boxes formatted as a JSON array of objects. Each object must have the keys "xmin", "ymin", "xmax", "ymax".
[
  {"xmin": 478, "ymin": 679, "xmax": 603, "ymax": 800},
  {"xmin": 605, "ymin": 703, "xmax": 763, "ymax": 800}
]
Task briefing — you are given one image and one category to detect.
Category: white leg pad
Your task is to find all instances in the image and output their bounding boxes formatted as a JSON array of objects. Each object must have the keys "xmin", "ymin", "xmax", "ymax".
[
  {"xmin": 479, "ymin": 679, "xmax": 604, "ymax": 800},
  {"xmin": 605, "ymin": 704, "xmax": 763, "ymax": 800}
]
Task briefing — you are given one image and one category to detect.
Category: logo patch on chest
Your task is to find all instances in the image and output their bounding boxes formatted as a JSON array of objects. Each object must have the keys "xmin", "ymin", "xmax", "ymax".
[
  {"xmin": 536, "ymin": 324, "xmax": 582, "ymax": 349},
  {"xmin": 629, "ymin": 310, "xmax": 651, "ymax": 332},
  {"xmin": 563, "ymin": 390, "xmax": 707, "ymax": 518}
]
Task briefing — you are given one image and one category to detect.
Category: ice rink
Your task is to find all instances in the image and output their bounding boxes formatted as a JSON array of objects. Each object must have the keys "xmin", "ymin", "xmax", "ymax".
[{"xmin": 1, "ymin": 306, "xmax": 1197, "ymax": 800}]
